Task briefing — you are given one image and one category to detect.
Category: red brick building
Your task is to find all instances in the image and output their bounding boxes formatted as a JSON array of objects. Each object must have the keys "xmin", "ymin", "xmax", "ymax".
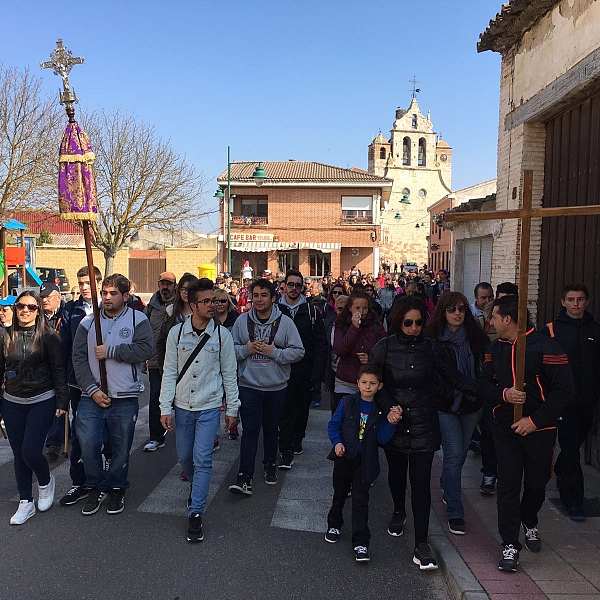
[
  {"xmin": 217, "ymin": 161, "xmax": 392, "ymax": 279},
  {"xmin": 428, "ymin": 195, "xmax": 457, "ymax": 272}
]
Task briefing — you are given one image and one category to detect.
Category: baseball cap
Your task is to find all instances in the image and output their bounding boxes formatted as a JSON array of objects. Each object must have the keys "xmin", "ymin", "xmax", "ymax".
[
  {"xmin": 0, "ymin": 295, "xmax": 16, "ymax": 306},
  {"xmin": 40, "ymin": 283, "xmax": 60, "ymax": 297},
  {"xmin": 158, "ymin": 271, "xmax": 176, "ymax": 283}
]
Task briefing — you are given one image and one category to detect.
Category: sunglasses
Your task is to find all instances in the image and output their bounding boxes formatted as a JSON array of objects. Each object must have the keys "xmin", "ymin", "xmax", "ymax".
[
  {"xmin": 446, "ymin": 305, "xmax": 467, "ymax": 314},
  {"xmin": 214, "ymin": 299, "xmax": 229, "ymax": 305},
  {"xmin": 193, "ymin": 298, "xmax": 217, "ymax": 306},
  {"xmin": 403, "ymin": 319, "xmax": 424, "ymax": 327},
  {"xmin": 179, "ymin": 287, "xmax": 191, "ymax": 293},
  {"xmin": 287, "ymin": 282, "xmax": 303, "ymax": 289},
  {"xmin": 331, "ymin": 290, "xmax": 342, "ymax": 295},
  {"xmin": 16, "ymin": 303, "xmax": 38, "ymax": 311}
]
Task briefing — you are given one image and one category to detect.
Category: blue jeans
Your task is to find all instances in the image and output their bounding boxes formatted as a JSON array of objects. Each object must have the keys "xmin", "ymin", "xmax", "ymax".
[
  {"xmin": 174, "ymin": 406, "xmax": 221, "ymax": 517},
  {"xmin": 76, "ymin": 396, "xmax": 138, "ymax": 491},
  {"xmin": 239, "ymin": 386, "xmax": 287, "ymax": 477},
  {"xmin": 439, "ymin": 409, "xmax": 482, "ymax": 520},
  {"xmin": 2, "ymin": 398, "xmax": 55, "ymax": 501}
]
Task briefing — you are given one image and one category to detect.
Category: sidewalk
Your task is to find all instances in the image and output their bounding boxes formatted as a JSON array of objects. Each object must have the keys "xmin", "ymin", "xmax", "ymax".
[{"xmin": 430, "ymin": 447, "xmax": 600, "ymax": 600}]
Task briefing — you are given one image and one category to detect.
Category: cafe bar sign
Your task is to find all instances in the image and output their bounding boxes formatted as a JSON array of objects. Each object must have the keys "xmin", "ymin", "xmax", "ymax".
[{"xmin": 230, "ymin": 232, "xmax": 274, "ymax": 242}]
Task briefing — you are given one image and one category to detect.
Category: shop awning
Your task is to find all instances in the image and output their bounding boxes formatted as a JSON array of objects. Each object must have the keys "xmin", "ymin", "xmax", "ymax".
[
  {"xmin": 298, "ymin": 242, "xmax": 341, "ymax": 252},
  {"xmin": 230, "ymin": 241, "xmax": 342, "ymax": 252}
]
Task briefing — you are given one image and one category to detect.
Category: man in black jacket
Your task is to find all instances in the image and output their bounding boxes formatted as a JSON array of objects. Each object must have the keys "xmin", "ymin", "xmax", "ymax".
[
  {"xmin": 278, "ymin": 269, "xmax": 328, "ymax": 469},
  {"xmin": 541, "ymin": 282, "xmax": 600, "ymax": 521},
  {"xmin": 477, "ymin": 295, "xmax": 574, "ymax": 572},
  {"xmin": 57, "ymin": 266, "xmax": 103, "ymax": 506}
]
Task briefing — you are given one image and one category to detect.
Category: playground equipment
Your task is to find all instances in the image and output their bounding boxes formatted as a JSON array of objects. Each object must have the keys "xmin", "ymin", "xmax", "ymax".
[{"xmin": 0, "ymin": 219, "xmax": 42, "ymax": 297}]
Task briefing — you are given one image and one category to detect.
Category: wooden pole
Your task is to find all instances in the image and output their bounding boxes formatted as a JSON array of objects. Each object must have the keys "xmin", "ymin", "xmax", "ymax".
[
  {"xmin": 82, "ymin": 220, "xmax": 108, "ymax": 394},
  {"xmin": 513, "ymin": 170, "xmax": 534, "ymax": 422},
  {"xmin": 20, "ymin": 230, "xmax": 26, "ymax": 289},
  {"xmin": 1, "ymin": 228, "xmax": 7, "ymax": 297}
]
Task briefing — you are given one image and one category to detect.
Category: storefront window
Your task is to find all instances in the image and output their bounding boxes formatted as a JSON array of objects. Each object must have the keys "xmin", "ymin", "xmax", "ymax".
[
  {"xmin": 278, "ymin": 251, "xmax": 299, "ymax": 273},
  {"xmin": 232, "ymin": 252, "xmax": 267, "ymax": 281},
  {"xmin": 309, "ymin": 251, "xmax": 330, "ymax": 277}
]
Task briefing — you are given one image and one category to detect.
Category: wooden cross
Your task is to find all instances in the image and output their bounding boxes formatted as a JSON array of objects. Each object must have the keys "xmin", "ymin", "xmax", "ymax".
[{"xmin": 444, "ymin": 170, "xmax": 600, "ymax": 422}]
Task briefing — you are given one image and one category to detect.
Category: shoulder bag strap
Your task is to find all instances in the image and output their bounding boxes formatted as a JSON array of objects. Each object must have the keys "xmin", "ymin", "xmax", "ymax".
[{"xmin": 176, "ymin": 329, "xmax": 210, "ymax": 385}]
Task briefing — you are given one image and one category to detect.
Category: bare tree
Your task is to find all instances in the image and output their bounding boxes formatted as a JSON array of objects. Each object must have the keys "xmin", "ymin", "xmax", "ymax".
[
  {"xmin": 0, "ymin": 65, "xmax": 63, "ymax": 219},
  {"xmin": 82, "ymin": 109, "xmax": 208, "ymax": 275}
]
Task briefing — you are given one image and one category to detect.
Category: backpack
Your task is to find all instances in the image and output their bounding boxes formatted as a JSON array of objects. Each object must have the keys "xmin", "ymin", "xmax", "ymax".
[{"xmin": 247, "ymin": 314, "xmax": 281, "ymax": 344}]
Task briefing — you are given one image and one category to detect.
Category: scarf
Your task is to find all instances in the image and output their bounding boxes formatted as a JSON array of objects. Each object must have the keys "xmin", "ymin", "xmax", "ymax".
[{"xmin": 439, "ymin": 325, "xmax": 474, "ymax": 412}]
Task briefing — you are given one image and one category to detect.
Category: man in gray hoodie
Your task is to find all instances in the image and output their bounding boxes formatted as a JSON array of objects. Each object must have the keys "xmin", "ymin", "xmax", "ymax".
[
  {"xmin": 73, "ymin": 274, "xmax": 154, "ymax": 516},
  {"xmin": 228, "ymin": 278, "xmax": 304, "ymax": 496}
]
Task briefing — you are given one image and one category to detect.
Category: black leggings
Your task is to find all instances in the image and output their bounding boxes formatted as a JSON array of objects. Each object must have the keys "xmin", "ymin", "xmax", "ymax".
[
  {"xmin": 384, "ymin": 448, "xmax": 434, "ymax": 546},
  {"xmin": 3, "ymin": 398, "xmax": 55, "ymax": 501}
]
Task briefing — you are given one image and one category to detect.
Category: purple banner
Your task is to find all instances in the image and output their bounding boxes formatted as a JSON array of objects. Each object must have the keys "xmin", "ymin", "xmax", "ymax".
[{"xmin": 58, "ymin": 122, "xmax": 98, "ymax": 221}]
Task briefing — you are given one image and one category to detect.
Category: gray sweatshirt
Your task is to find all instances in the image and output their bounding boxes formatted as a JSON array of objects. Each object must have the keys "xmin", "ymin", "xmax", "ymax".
[
  {"xmin": 232, "ymin": 304, "xmax": 304, "ymax": 392},
  {"xmin": 73, "ymin": 305, "xmax": 154, "ymax": 399}
]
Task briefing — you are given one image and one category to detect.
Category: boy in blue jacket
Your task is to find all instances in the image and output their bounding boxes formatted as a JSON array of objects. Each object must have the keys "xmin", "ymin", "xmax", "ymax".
[{"xmin": 325, "ymin": 365, "xmax": 399, "ymax": 562}]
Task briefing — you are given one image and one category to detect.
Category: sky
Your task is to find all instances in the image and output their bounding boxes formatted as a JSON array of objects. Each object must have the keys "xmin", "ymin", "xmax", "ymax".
[{"xmin": 0, "ymin": 0, "xmax": 503, "ymax": 233}]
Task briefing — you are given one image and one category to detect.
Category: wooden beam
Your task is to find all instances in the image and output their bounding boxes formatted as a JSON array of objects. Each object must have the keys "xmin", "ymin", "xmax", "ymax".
[
  {"xmin": 444, "ymin": 203, "xmax": 600, "ymax": 223},
  {"xmin": 513, "ymin": 171, "xmax": 534, "ymax": 422}
]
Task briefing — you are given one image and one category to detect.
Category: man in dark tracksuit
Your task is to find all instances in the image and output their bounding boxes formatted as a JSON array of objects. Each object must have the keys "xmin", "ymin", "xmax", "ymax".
[
  {"xmin": 541, "ymin": 283, "xmax": 600, "ymax": 520},
  {"xmin": 477, "ymin": 295, "xmax": 573, "ymax": 572},
  {"xmin": 58, "ymin": 265, "xmax": 103, "ymax": 506},
  {"xmin": 277, "ymin": 269, "xmax": 328, "ymax": 468}
]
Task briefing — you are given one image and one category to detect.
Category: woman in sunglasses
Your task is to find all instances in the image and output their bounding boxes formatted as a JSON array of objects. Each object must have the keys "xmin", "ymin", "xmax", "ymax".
[
  {"xmin": 332, "ymin": 289, "xmax": 386, "ymax": 414},
  {"xmin": 156, "ymin": 273, "xmax": 199, "ymax": 373},
  {"xmin": 369, "ymin": 296, "xmax": 475, "ymax": 570},
  {"xmin": 1, "ymin": 290, "xmax": 69, "ymax": 525},
  {"xmin": 426, "ymin": 292, "xmax": 489, "ymax": 536},
  {"xmin": 214, "ymin": 288, "xmax": 239, "ymax": 331}
]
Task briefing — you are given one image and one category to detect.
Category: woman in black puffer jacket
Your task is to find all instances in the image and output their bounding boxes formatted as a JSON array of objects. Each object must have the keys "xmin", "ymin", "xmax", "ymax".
[
  {"xmin": 0, "ymin": 290, "xmax": 69, "ymax": 526},
  {"xmin": 369, "ymin": 296, "xmax": 474, "ymax": 570}
]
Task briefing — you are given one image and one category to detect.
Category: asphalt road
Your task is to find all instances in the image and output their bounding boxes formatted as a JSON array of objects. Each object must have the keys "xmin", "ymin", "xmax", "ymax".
[{"xmin": 0, "ymin": 380, "xmax": 452, "ymax": 600}]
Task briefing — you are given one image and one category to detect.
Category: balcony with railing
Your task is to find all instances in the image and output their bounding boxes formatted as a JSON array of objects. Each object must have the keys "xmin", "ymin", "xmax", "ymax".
[
  {"xmin": 231, "ymin": 215, "xmax": 268, "ymax": 226},
  {"xmin": 341, "ymin": 210, "xmax": 373, "ymax": 225}
]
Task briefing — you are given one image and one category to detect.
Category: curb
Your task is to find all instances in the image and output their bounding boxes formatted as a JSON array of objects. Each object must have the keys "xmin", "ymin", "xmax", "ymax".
[{"xmin": 429, "ymin": 511, "xmax": 489, "ymax": 600}]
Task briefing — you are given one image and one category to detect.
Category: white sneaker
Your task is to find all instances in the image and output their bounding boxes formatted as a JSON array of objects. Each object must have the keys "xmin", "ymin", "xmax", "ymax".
[
  {"xmin": 143, "ymin": 440, "xmax": 166, "ymax": 452},
  {"xmin": 10, "ymin": 500, "xmax": 35, "ymax": 525},
  {"xmin": 38, "ymin": 474, "xmax": 55, "ymax": 511}
]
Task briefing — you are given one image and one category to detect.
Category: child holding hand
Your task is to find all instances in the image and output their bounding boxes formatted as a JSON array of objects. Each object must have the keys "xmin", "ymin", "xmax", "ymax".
[{"xmin": 325, "ymin": 365, "xmax": 400, "ymax": 562}]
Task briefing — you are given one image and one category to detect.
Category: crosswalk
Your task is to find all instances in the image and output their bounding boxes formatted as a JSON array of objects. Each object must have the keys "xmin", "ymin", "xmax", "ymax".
[{"xmin": 0, "ymin": 402, "xmax": 337, "ymax": 532}]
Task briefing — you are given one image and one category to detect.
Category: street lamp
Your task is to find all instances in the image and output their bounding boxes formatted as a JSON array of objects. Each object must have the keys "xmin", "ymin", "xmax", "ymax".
[
  {"xmin": 251, "ymin": 163, "xmax": 267, "ymax": 186},
  {"xmin": 214, "ymin": 147, "xmax": 268, "ymax": 274}
]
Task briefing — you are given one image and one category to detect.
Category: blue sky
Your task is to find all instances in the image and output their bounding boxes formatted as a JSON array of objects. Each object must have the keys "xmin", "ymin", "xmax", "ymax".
[{"xmin": 0, "ymin": 0, "xmax": 503, "ymax": 232}]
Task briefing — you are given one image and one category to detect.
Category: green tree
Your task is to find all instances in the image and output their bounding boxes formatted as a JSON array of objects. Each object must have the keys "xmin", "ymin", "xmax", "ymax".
[{"xmin": 36, "ymin": 229, "xmax": 53, "ymax": 245}]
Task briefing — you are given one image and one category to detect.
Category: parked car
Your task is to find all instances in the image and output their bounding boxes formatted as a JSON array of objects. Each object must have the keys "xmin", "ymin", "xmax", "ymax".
[
  {"xmin": 36, "ymin": 267, "xmax": 71, "ymax": 294},
  {"xmin": 8, "ymin": 267, "xmax": 71, "ymax": 296}
]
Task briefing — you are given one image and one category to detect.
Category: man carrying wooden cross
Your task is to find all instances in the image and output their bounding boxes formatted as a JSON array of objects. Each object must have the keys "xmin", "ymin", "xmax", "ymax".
[{"xmin": 477, "ymin": 295, "xmax": 574, "ymax": 573}]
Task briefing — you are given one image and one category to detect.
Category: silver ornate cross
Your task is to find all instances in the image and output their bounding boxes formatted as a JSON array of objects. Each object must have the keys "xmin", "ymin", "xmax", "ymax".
[{"xmin": 40, "ymin": 39, "xmax": 85, "ymax": 104}]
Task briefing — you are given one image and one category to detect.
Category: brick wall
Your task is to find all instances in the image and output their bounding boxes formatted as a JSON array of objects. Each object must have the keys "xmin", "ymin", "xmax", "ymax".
[
  {"xmin": 36, "ymin": 247, "xmax": 129, "ymax": 291},
  {"xmin": 222, "ymin": 185, "xmax": 381, "ymax": 275},
  {"xmin": 492, "ymin": 48, "xmax": 546, "ymax": 316},
  {"xmin": 165, "ymin": 247, "xmax": 217, "ymax": 279},
  {"xmin": 35, "ymin": 245, "xmax": 219, "ymax": 290}
]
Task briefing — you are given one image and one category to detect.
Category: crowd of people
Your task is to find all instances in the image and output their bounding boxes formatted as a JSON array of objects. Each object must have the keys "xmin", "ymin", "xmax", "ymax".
[{"xmin": 0, "ymin": 262, "xmax": 596, "ymax": 574}]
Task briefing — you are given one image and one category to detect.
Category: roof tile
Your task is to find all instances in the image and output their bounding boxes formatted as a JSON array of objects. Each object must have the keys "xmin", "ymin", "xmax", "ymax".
[{"xmin": 217, "ymin": 161, "xmax": 392, "ymax": 184}]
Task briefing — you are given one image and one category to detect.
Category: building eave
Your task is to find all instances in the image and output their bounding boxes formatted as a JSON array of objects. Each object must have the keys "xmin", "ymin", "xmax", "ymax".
[{"xmin": 478, "ymin": 0, "xmax": 561, "ymax": 54}]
